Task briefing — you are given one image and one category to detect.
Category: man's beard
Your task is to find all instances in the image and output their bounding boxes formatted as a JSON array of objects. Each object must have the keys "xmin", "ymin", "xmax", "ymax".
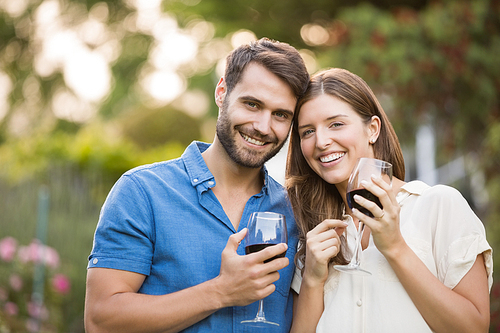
[{"xmin": 216, "ymin": 101, "xmax": 288, "ymax": 168}]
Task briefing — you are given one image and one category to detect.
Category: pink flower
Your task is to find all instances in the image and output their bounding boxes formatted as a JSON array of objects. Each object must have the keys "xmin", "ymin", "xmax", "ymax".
[
  {"xmin": 0, "ymin": 287, "xmax": 7, "ymax": 301},
  {"xmin": 0, "ymin": 237, "xmax": 17, "ymax": 262},
  {"xmin": 4, "ymin": 302, "xmax": 19, "ymax": 316},
  {"xmin": 27, "ymin": 301, "xmax": 48, "ymax": 320},
  {"xmin": 43, "ymin": 247, "xmax": 60, "ymax": 269},
  {"xmin": 9, "ymin": 274, "xmax": 23, "ymax": 291},
  {"xmin": 52, "ymin": 274, "xmax": 71, "ymax": 294},
  {"xmin": 18, "ymin": 240, "xmax": 60, "ymax": 268}
]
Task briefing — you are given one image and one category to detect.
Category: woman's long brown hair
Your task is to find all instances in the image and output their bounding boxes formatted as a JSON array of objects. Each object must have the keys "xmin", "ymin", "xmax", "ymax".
[{"xmin": 285, "ymin": 68, "xmax": 405, "ymax": 272}]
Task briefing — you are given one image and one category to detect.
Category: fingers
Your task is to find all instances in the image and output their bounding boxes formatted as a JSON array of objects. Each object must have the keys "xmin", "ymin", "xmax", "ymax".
[
  {"xmin": 247, "ymin": 243, "xmax": 289, "ymax": 268},
  {"xmin": 225, "ymin": 228, "xmax": 248, "ymax": 252},
  {"xmin": 352, "ymin": 175, "xmax": 395, "ymax": 221},
  {"xmin": 303, "ymin": 220, "xmax": 345, "ymax": 283},
  {"xmin": 306, "ymin": 220, "xmax": 345, "ymax": 260},
  {"xmin": 311, "ymin": 219, "xmax": 348, "ymax": 232},
  {"xmin": 218, "ymin": 233, "xmax": 286, "ymax": 306}
]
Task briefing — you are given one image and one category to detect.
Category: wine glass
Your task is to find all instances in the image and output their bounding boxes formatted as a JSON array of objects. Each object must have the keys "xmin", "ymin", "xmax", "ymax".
[
  {"xmin": 334, "ymin": 157, "xmax": 393, "ymax": 276},
  {"xmin": 241, "ymin": 211, "xmax": 288, "ymax": 327}
]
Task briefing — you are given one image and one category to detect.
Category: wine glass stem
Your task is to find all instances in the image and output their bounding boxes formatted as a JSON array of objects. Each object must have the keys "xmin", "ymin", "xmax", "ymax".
[
  {"xmin": 350, "ymin": 222, "xmax": 365, "ymax": 266},
  {"xmin": 256, "ymin": 299, "xmax": 265, "ymax": 320}
]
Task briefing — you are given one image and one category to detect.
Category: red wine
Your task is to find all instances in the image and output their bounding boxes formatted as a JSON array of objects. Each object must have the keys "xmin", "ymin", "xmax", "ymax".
[
  {"xmin": 347, "ymin": 188, "xmax": 382, "ymax": 218},
  {"xmin": 245, "ymin": 244, "xmax": 286, "ymax": 263}
]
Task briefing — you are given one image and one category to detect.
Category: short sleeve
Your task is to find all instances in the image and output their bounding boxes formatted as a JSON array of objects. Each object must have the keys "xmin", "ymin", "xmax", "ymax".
[
  {"xmin": 291, "ymin": 265, "xmax": 303, "ymax": 294},
  {"xmin": 87, "ymin": 174, "xmax": 155, "ymax": 275},
  {"xmin": 291, "ymin": 252, "xmax": 304, "ymax": 294},
  {"xmin": 440, "ymin": 234, "xmax": 492, "ymax": 290},
  {"xmin": 418, "ymin": 185, "xmax": 493, "ymax": 290}
]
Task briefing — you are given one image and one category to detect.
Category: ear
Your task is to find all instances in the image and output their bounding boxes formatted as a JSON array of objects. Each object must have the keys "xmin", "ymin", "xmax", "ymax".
[
  {"xmin": 215, "ymin": 77, "xmax": 226, "ymax": 107},
  {"xmin": 368, "ymin": 115, "xmax": 381, "ymax": 144}
]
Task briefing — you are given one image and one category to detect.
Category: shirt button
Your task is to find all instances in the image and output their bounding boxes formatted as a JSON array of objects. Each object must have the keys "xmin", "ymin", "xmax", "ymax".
[
  {"xmin": 208, "ymin": 181, "xmax": 214, "ymax": 186},
  {"xmin": 93, "ymin": 258, "xmax": 98, "ymax": 264},
  {"xmin": 193, "ymin": 179, "xmax": 198, "ymax": 183},
  {"xmin": 356, "ymin": 299, "xmax": 362, "ymax": 307}
]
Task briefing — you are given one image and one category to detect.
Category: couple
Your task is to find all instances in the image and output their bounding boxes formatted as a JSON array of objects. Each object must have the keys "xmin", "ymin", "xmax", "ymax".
[{"xmin": 84, "ymin": 38, "xmax": 492, "ymax": 333}]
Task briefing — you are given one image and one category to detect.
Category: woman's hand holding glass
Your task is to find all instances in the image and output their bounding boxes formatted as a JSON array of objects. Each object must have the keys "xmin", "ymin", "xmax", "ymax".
[
  {"xmin": 351, "ymin": 174, "xmax": 404, "ymax": 259},
  {"xmin": 303, "ymin": 219, "xmax": 347, "ymax": 285}
]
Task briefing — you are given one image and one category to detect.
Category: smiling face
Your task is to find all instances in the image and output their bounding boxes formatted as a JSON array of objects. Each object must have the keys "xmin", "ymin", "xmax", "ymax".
[
  {"xmin": 297, "ymin": 94, "xmax": 380, "ymax": 190},
  {"xmin": 215, "ymin": 62, "xmax": 296, "ymax": 168}
]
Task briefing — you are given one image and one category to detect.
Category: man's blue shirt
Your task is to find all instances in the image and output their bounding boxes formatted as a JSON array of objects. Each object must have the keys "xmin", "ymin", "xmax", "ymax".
[{"xmin": 88, "ymin": 141, "xmax": 298, "ymax": 332}]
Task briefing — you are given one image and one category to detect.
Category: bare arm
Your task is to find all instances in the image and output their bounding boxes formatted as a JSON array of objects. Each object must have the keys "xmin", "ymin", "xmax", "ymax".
[
  {"xmin": 290, "ymin": 219, "xmax": 346, "ymax": 333},
  {"xmin": 386, "ymin": 248, "xmax": 489, "ymax": 333},
  {"xmin": 356, "ymin": 176, "xmax": 490, "ymax": 333},
  {"xmin": 84, "ymin": 229, "xmax": 289, "ymax": 333}
]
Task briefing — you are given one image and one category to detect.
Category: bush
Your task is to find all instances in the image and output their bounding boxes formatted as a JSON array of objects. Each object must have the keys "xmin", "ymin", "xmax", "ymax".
[{"xmin": 0, "ymin": 237, "xmax": 71, "ymax": 332}]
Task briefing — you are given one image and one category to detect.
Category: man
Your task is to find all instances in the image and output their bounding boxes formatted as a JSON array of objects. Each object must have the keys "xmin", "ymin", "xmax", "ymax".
[{"xmin": 84, "ymin": 37, "xmax": 310, "ymax": 332}]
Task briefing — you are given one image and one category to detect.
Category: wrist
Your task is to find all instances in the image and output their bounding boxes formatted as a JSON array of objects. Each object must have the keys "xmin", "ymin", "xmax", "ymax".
[
  {"xmin": 381, "ymin": 238, "xmax": 408, "ymax": 263},
  {"xmin": 203, "ymin": 277, "xmax": 228, "ymax": 311},
  {"xmin": 302, "ymin": 270, "xmax": 327, "ymax": 289}
]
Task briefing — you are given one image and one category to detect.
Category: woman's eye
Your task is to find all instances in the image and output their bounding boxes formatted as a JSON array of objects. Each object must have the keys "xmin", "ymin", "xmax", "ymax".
[
  {"xmin": 330, "ymin": 122, "xmax": 343, "ymax": 128},
  {"xmin": 301, "ymin": 129, "xmax": 314, "ymax": 137}
]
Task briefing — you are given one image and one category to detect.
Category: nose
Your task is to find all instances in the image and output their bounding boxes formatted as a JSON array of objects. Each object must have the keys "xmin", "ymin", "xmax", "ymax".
[
  {"xmin": 315, "ymin": 128, "xmax": 333, "ymax": 150},
  {"xmin": 253, "ymin": 112, "xmax": 272, "ymax": 136}
]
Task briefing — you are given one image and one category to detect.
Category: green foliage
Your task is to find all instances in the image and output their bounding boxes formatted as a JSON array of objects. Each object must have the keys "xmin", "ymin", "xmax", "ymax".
[
  {"xmin": 165, "ymin": 0, "xmax": 428, "ymax": 44},
  {"xmin": 0, "ymin": 122, "xmax": 186, "ymax": 186},
  {"xmin": 313, "ymin": 0, "xmax": 499, "ymax": 155},
  {"xmin": 119, "ymin": 106, "xmax": 202, "ymax": 149}
]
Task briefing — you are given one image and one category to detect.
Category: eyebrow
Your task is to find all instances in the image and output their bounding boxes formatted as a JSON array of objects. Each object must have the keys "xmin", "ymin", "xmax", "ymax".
[
  {"xmin": 298, "ymin": 114, "xmax": 348, "ymax": 130},
  {"xmin": 239, "ymin": 95, "xmax": 295, "ymax": 118}
]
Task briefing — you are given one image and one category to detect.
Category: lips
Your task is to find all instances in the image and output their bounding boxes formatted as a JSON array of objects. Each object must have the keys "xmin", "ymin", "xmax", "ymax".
[
  {"xmin": 319, "ymin": 152, "xmax": 345, "ymax": 163},
  {"xmin": 241, "ymin": 133, "xmax": 267, "ymax": 146}
]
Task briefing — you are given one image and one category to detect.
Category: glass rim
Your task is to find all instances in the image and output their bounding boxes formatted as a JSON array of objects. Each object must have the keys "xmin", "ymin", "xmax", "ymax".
[
  {"xmin": 250, "ymin": 211, "xmax": 285, "ymax": 220},
  {"xmin": 357, "ymin": 157, "xmax": 393, "ymax": 168}
]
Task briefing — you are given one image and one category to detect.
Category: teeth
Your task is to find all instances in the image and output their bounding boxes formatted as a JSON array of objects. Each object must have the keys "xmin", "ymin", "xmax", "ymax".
[
  {"xmin": 320, "ymin": 152, "xmax": 345, "ymax": 163},
  {"xmin": 242, "ymin": 133, "xmax": 266, "ymax": 146}
]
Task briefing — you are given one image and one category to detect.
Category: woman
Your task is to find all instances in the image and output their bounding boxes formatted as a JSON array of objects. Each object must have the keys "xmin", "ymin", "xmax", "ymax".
[{"xmin": 285, "ymin": 68, "xmax": 492, "ymax": 333}]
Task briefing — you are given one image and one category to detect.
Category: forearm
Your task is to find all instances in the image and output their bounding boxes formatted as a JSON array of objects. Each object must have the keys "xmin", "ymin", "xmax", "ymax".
[
  {"xmin": 386, "ymin": 245, "xmax": 489, "ymax": 333},
  {"xmin": 290, "ymin": 277, "xmax": 325, "ymax": 333},
  {"xmin": 85, "ymin": 278, "xmax": 224, "ymax": 333}
]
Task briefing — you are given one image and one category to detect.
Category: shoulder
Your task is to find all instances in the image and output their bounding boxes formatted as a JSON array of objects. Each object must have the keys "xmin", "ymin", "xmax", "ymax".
[
  {"xmin": 418, "ymin": 183, "xmax": 469, "ymax": 208},
  {"xmin": 121, "ymin": 158, "xmax": 185, "ymax": 182},
  {"xmin": 266, "ymin": 174, "xmax": 289, "ymax": 202},
  {"xmin": 403, "ymin": 181, "xmax": 467, "ymax": 205}
]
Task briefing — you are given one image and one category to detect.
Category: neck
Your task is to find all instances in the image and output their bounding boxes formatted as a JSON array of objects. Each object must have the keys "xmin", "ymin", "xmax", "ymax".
[{"xmin": 202, "ymin": 140, "xmax": 264, "ymax": 193}]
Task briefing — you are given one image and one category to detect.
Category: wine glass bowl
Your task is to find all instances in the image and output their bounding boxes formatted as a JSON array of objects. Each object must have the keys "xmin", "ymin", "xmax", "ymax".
[
  {"xmin": 241, "ymin": 211, "xmax": 287, "ymax": 327},
  {"xmin": 334, "ymin": 157, "xmax": 393, "ymax": 276}
]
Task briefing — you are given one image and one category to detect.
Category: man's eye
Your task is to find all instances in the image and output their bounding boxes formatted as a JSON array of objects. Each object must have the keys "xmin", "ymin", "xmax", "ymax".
[
  {"xmin": 275, "ymin": 112, "xmax": 288, "ymax": 119},
  {"xmin": 247, "ymin": 102, "xmax": 258, "ymax": 108}
]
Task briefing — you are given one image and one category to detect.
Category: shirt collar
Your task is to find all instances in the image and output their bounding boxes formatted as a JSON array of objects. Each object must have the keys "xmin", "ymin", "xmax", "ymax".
[
  {"xmin": 182, "ymin": 141, "xmax": 269, "ymax": 194},
  {"xmin": 182, "ymin": 141, "xmax": 214, "ymax": 187},
  {"xmin": 397, "ymin": 180, "xmax": 430, "ymax": 204}
]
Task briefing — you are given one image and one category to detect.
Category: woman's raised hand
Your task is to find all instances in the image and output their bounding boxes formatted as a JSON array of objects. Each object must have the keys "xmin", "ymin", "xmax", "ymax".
[
  {"xmin": 352, "ymin": 175, "xmax": 404, "ymax": 259},
  {"xmin": 303, "ymin": 219, "xmax": 347, "ymax": 285}
]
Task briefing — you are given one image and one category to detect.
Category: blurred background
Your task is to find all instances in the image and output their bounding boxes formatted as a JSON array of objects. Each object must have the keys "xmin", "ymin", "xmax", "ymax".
[{"xmin": 0, "ymin": 0, "xmax": 499, "ymax": 331}]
